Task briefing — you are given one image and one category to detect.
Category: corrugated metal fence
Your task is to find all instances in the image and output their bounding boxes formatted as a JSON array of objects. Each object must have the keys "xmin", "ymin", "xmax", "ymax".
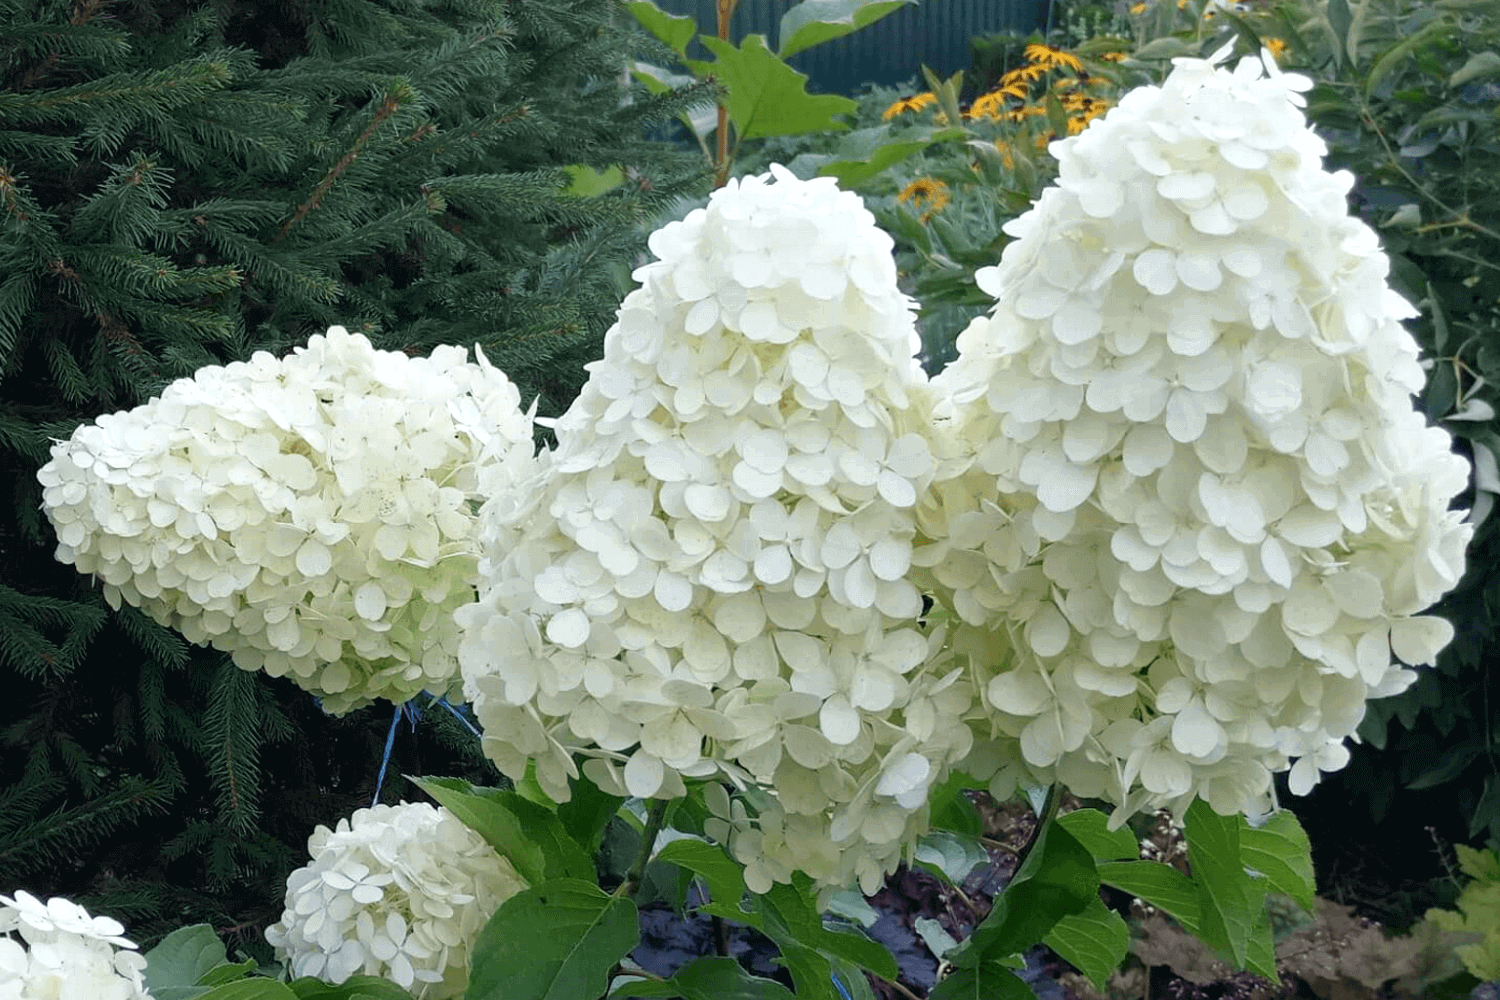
[{"xmin": 656, "ymin": 0, "xmax": 1054, "ymax": 96}]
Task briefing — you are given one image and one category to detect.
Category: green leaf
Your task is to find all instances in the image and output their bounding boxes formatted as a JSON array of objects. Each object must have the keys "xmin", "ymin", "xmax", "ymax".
[
  {"xmin": 287, "ymin": 977, "xmax": 414, "ymax": 999},
  {"xmin": 928, "ymin": 961, "xmax": 1035, "ymax": 1000},
  {"xmin": 1184, "ymin": 799, "xmax": 1257, "ymax": 970},
  {"xmin": 624, "ymin": 0, "xmax": 697, "ymax": 56},
  {"xmin": 947, "ymin": 820, "xmax": 1097, "ymax": 968},
  {"xmin": 197, "ymin": 961, "xmax": 256, "ymax": 987},
  {"xmin": 1043, "ymin": 896, "xmax": 1130, "ymax": 991},
  {"xmin": 656, "ymin": 838, "xmax": 746, "ymax": 907},
  {"xmin": 757, "ymin": 877, "xmax": 898, "ymax": 980},
  {"xmin": 1056, "ymin": 809, "xmax": 1139, "ymax": 862},
  {"xmin": 1365, "ymin": 20, "xmax": 1451, "ymax": 98},
  {"xmin": 1239, "ymin": 812, "xmax": 1316, "ymax": 913},
  {"xmin": 616, "ymin": 957, "xmax": 799, "ymax": 1000},
  {"xmin": 1327, "ymin": 0, "xmax": 1352, "ymax": 67},
  {"xmin": 914, "ymin": 830, "xmax": 991, "ymax": 885},
  {"xmin": 556, "ymin": 771, "xmax": 625, "ymax": 854},
  {"xmin": 1096, "ymin": 860, "xmax": 1202, "ymax": 934},
  {"xmin": 819, "ymin": 136, "xmax": 930, "ymax": 188},
  {"xmin": 1130, "ymin": 37, "xmax": 1198, "ymax": 60},
  {"xmin": 927, "ymin": 772, "xmax": 984, "ymax": 837},
  {"xmin": 772, "ymin": 942, "xmax": 837, "ymax": 1000},
  {"xmin": 144, "ymin": 925, "xmax": 227, "ymax": 998},
  {"xmin": 196, "ymin": 983, "xmax": 299, "ymax": 1000},
  {"xmin": 1451, "ymin": 51, "xmax": 1500, "ymax": 88},
  {"xmin": 466, "ymin": 879, "xmax": 638, "ymax": 1000},
  {"xmin": 776, "ymin": 0, "xmax": 911, "ymax": 59},
  {"xmin": 690, "ymin": 35, "xmax": 856, "ymax": 139},
  {"xmin": 413, "ymin": 777, "xmax": 592, "ymax": 886}
]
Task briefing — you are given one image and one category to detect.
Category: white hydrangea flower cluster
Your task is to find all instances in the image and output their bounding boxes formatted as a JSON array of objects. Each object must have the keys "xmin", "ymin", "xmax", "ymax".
[
  {"xmin": 265, "ymin": 802, "xmax": 526, "ymax": 999},
  {"xmin": 457, "ymin": 165, "xmax": 975, "ymax": 894},
  {"xmin": 37, "ymin": 328, "xmax": 536, "ymax": 713},
  {"xmin": 0, "ymin": 890, "xmax": 152, "ymax": 1000},
  {"xmin": 927, "ymin": 45, "xmax": 1473, "ymax": 826}
]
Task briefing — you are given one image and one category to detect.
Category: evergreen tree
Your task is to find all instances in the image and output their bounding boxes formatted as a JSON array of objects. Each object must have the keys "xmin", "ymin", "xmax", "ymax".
[{"xmin": 0, "ymin": 0, "xmax": 711, "ymax": 953}]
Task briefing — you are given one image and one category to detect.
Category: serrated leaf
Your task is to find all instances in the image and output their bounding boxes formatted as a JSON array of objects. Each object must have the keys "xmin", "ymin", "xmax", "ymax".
[
  {"xmin": 1043, "ymin": 896, "xmax": 1131, "ymax": 990},
  {"xmin": 413, "ymin": 777, "xmax": 592, "ymax": 886},
  {"xmin": 1184, "ymin": 799, "xmax": 1256, "ymax": 970},
  {"xmin": 466, "ymin": 880, "xmax": 638, "ymax": 1000},
  {"xmin": 690, "ymin": 35, "xmax": 856, "ymax": 139},
  {"xmin": 776, "ymin": 0, "xmax": 910, "ymax": 58},
  {"xmin": 1096, "ymin": 860, "xmax": 1202, "ymax": 934},
  {"xmin": 947, "ymin": 820, "xmax": 1097, "ymax": 968},
  {"xmin": 915, "ymin": 830, "xmax": 991, "ymax": 885},
  {"xmin": 1057, "ymin": 809, "xmax": 1140, "ymax": 862},
  {"xmin": 1239, "ymin": 812, "xmax": 1316, "ymax": 913},
  {"xmin": 928, "ymin": 961, "xmax": 1035, "ymax": 1000},
  {"xmin": 1450, "ymin": 50, "xmax": 1500, "ymax": 87},
  {"xmin": 624, "ymin": 0, "xmax": 697, "ymax": 56},
  {"xmin": 616, "ymin": 957, "xmax": 799, "ymax": 1000},
  {"xmin": 656, "ymin": 838, "xmax": 746, "ymax": 907},
  {"xmin": 144, "ymin": 925, "xmax": 227, "ymax": 996}
]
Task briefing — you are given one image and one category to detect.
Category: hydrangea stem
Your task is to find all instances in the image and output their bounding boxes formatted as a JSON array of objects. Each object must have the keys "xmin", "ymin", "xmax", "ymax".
[{"xmin": 623, "ymin": 798, "xmax": 671, "ymax": 898}]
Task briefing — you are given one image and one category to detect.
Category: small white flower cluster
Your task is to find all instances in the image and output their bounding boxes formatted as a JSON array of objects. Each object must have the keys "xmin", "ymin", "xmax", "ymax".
[
  {"xmin": 0, "ymin": 890, "xmax": 152, "ymax": 1000},
  {"xmin": 928, "ymin": 46, "xmax": 1473, "ymax": 825},
  {"xmin": 265, "ymin": 802, "xmax": 526, "ymax": 999},
  {"xmin": 457, "ymin": 165, "xmax": 974, "ymax": 894},
  {"xmin": 38, "ymin": 328, "xmax": 536, "ymax": 713}
]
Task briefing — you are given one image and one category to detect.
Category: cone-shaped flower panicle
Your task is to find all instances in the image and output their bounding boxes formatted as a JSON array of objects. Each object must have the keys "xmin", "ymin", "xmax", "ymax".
[
  {"xmin": 0, "ymin": 890, "xmax": 153, "ymax": 1000},
  {"xmin": 265, "ymin": 802, "xmax": 527, "ymax": 998},
  {"xmin": 457, "ymin": 165, "xmax": 971, "ymax": 894},
  {"xmin": 927, "ymin": 46, "xmax": 1473, "ymax": 826},
  {"xmin": 37, "ymin": 328, "xmax": 536, "ymax": 713}
]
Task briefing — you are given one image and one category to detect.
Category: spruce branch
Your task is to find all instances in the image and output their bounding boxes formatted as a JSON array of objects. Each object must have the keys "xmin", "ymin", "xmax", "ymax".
[{"xmin": 276, "ymin": 85, "xmax": 409, "ymax": 242}]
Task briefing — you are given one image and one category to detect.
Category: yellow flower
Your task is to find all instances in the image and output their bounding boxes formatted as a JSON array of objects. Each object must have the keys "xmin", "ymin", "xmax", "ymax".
[
  {"xmin": 881, "ymin": 92, "xmax": 938, "ymax": 120},
  {"xmin": 1099, "ymin": 51, "xmax": 1128, "ymax": 62},
  {"xmin": 968, "ymin": 91, "xmax": 1007, "ymax": 120},
  {"xmin": 1264, "ymin": 36, "xmax": 1288, "ymax": 60},
  {"xmin": 994, "ymin": 140, "xmax": 1015, "ymax": 169},
  {"xmin": 1024, "ymin": 43, "xmax": 1084, "ymax": 72},
  {"xmin": 1129, "ymin": 1, "xmax": 1146, "ymax": 11},
  {"xmin": 1002, "ymin": 63, "xmax": 1050, "ymax": 86},
  {"xmin": 896, "ymin": 176, "xmax": 950, "ymax": 221}
]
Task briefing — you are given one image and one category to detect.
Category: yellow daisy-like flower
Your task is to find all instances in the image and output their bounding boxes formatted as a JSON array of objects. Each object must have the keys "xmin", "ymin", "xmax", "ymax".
[
  {"xmin": 993, "ymin": 140, "xmax": 1015, "ymax": 169},
  {"xmin": 881, "ymin": 92, "xmax": 938, "ymax": 120},
  {"xmin": 1004, "ymin": 104, "xmax": 1047, "ymax": 123},
  {"xmin": 1264, "ymin": 36, "xmax": 1288, "ymax": 60},
  {"xmin": 1002, "ymin": 63, "xmax": 1050, "ymax": 86},
  {"xmin": 1099, "ymin": 51, "xmax": 1128, "ymax": 62},
  {"xmin": 967, "ymin": 91, "xmax": 1008, "ymax": 120},
  {"xmin": 896, "ymin": 176, "xmax": 950, "ymax": 221},
  {"xmin": 1024, "ymin": 43, "xmax": 1084, "ymax": 72},
  {"xmin": 1129, "ymin": 2, "xmax": 1146, "ymax": 12}
]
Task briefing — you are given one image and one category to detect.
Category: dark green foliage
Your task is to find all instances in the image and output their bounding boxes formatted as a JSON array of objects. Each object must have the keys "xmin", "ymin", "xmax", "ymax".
[
  {"xmin": 1283, "ymin": 0, "xmax": 1500, "ymax": 863},
  {"xmin": 0, "ymin": 0, "xmax": 709, "ymax": 954}
]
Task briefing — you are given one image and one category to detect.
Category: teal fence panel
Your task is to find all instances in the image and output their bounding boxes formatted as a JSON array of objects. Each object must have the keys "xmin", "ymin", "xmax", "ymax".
[{"xmin": 657, "ymin": 0, "xmax": 1054, "ymax": 96}]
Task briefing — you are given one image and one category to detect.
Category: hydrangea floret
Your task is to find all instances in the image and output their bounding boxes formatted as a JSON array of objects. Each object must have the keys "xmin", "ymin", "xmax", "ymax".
[
  {"xmin": 927, "ymin": 44, "xmax": 1473, "ymax": 826},
  {"xmin": 37, "ymin": 328, "xmax": 536, "ymax": 713},
  {"xmin": 0, "ymin": 890, "xmax": 153, "ymax": 1000},
  {"xmin": 264, "ymin": 801, "xmax": 526, "ymax": 998},
  {"xmin": 456, "ymin": 165, "xmax": 971, "ymax": 895}
]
